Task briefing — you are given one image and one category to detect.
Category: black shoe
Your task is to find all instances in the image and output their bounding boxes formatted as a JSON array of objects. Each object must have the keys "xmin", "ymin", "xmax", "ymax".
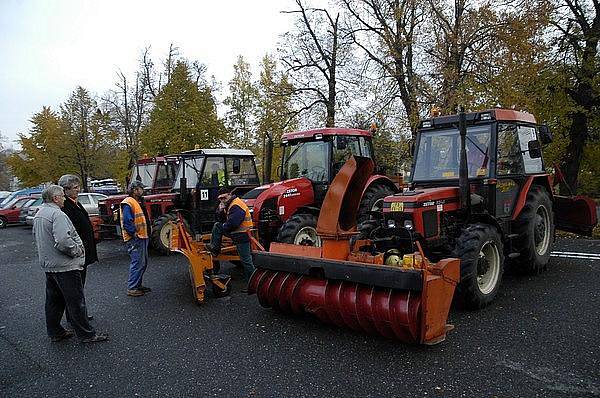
[
  {"xmin": 87, "ymin": 315, "xmax": 94, "ymax": 321},
  {"xmin": 50, "ymin": 329, "xmax": 74, "ymax": 342},
  {"xmin": 205, "ymin": 243, "xmax": 220, "ymax": 256},
  {"xmin": 240, "ymin": 288, "xmax": 249, "ymax": 294},
  {"xmin": 81, "ymin": 333, "xmax": 109, "ymax": 343},
  {"xmin": 138, "ymin": 286, "xmax": 152, "ymax": 293}
]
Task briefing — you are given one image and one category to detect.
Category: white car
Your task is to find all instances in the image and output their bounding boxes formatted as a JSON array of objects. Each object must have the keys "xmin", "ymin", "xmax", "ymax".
[{"xmin": 25, "ymin": 193, "xmax": 107, "ymax": 225}]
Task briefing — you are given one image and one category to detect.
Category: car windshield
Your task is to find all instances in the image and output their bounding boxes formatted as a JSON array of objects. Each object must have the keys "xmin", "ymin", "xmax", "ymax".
[
  {"xmin": 412, "ymin": 125, "xmax": 492, "ymax": 181},
  {"xmin": 173, "ymin": 157, "xmax": 204, "ymax": 189},
  {"xmin": 130, "ymin": 163, "xmax": 157, "ymax": 188},
  {"xmin": 282, "ymin": 140, "xmax": 329, "ymax": 182}
]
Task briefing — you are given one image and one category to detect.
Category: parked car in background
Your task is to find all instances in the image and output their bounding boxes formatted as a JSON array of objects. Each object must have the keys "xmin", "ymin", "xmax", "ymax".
[
  {"xmin": 1, "ymin": 187, "xmax": 43, "ymax": 208},
  {"xmin": 77, "ymin": 192, "xmax": 107, "ymax": 215},
  {"xmin": 0, "ymin": 196, "xmax": 39, "ymax": 228},
  {"xmin": 89, "ymin": 179, "xmax": 120, "ymax": 195},
  {"xmin": 0, "ymin": 191, "xmax": 12, "ymax": 203},
  {"xmin": 21, "ymin": 197, "xmax": 42, "ymax": 225}
]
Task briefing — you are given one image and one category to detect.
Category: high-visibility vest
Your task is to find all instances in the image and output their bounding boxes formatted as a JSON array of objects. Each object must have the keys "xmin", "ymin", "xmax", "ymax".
[
  {"xmin": 120, "ymin": 196, "xmax": 148, "ymax": 241},
  {"xmin": 227, "ymin": 197, "xmax": 253, "ymax": 234}
]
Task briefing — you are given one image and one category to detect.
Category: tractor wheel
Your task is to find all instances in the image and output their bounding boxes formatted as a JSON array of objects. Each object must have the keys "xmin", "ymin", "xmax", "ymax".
[
  {"xmin": 453, "ymin": 223, "xmax": 504, "ymax": 309},
  {"xmin": 0, "ymin": 216, "xmax": 7, "ymax": 229},
  {"xmin": 151, "ymin": 213, "xmax": 178, "ymax": 255},
  {"xmin": 277, "ymin": 213, "xmax": 321, "ymax": 247},
  {"xmin": 512, "ymin": 186, "xmax": 554, "ymax": 274},
  {"xmin": 357, "ymin": 184, "xmax": 396, "ymax": 224},
  {"xmin": 356, "ymin": 219, "xmax": 380, "ymax": 240}
]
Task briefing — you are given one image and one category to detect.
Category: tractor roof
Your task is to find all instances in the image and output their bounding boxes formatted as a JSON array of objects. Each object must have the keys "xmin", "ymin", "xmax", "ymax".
[
  {"xmin": 136, "ymin": 155, "xmax": 179, "ymax": 165},
  {"xmin": 180, "ymin": 148, "xmax": 255, "ymax": 157},
  {"xmin": 420, "ymin": 109, "xmax": 537, "ymax": 129},
  {"xmin": 281, "ymin": 128, "xmax": 372, "ymax": 142}
]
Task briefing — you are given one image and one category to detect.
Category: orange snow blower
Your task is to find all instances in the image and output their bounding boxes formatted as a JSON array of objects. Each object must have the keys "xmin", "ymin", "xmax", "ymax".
[{"xmin": 248, "ymin": 156, "xmax": 460, "ymax": 344}]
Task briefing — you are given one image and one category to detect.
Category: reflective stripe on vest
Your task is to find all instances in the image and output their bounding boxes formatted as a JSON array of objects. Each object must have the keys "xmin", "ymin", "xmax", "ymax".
[
  {"xmin": 227, "ymin": 197, "xmax": 253, "ymax": 234},
  {"xmin": 120, "ymin": 196, "xmax": 148, "ymax": 241}
]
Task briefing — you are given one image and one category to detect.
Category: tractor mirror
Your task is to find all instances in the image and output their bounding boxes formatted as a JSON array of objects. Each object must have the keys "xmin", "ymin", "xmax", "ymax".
[
  {"xmin": 232, "ymin": 158, "xmax": 241, "ymax": 174},
  {"xmin": 539, "ymin": 125, "xmax": 553, "ymax": 144},
  {"xmin": 528, "ymin": 140, "xmax": 542, "ymax": 158},
  {"xmin": 336, "ymin": 137, "xmax": 348, "ymax": 150}
]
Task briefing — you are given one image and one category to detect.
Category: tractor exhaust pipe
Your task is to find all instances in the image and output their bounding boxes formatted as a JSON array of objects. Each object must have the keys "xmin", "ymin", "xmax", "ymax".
[{"xmin": 458, "ymin": 107, "xmax": 470, "ymax": 214}]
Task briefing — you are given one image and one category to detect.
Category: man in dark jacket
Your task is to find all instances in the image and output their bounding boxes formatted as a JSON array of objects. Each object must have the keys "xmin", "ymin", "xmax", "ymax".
[
  {"xmin": 58, "ymin": 174, "xmax": 98, "ymax": 320},
  {"xmin": 206, "ymin": 187, "xmax": 255, "ymax": 288}
]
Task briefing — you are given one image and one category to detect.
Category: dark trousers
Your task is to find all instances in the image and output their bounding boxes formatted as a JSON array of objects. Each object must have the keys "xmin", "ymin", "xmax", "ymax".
[
  {"xmin": 65, "ymin": 266, "xmax": 88, "ymax": 324},
  {"xmin": 210, "ymin": 222, "xmax": 255, "ymax": 281},
  {"xmin": 46, "ymin": 270, "xmax": 95, "ymax": 339}
]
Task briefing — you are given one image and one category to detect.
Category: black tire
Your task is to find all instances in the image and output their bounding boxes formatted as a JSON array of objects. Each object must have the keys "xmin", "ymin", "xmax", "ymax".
[
  {"xmin": 453, "ymin": 223, "xmax": 504, "ymax": 309},
  {"xmin": 356, "ymin": 219, "xmax": 380, "ymax": 240},
  {"xmin": 277, "ymin": 213, "xmax": 321, "ymax": 246},
  {"xmin": 512, "ymin": 186, "xmax": 554, "ymax": 274},
  {"xmin": 151, "ymin": 213, "xmax": 178, "ymax": 255},
  {"xmin": 0, "ymin": 216, "xmax": 7, "ymax": 229},
  {"xmin": 357, "ymin": 184, "xmax": 396, "ymax": 224}
]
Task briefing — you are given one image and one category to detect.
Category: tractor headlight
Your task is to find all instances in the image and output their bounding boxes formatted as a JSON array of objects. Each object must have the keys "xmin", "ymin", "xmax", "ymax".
[
  {"xmin": 403, "ymin": 220, "xmax": 414, "ymax": 230},
  {"xmin": 387, "ymin": 219, "xmax": 396, "ymax": 228}
]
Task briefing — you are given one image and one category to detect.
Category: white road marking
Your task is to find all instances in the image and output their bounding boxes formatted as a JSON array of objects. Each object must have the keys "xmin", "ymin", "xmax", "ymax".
[{"xmin": 550, "ymin": 251, "xmax": 600, "ymax": 260}]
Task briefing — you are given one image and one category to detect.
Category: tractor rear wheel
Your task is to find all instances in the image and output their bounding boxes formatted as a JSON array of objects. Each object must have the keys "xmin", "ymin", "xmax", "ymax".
[
  {"xmin": 277, "ymin": 213, "xmax": 321, "ymax": 247},
  {"xmin": 151, "ymin": 213, "xmax": 178, "ymax": 255},
  {"xmin": 512, "ymin": 186, "xmax": 554, "ymax": 274},
  {"xmin": 357, "ymin": 184, "xmax": 396, "ymax": 224},
  {"xmin": 454, "ymin": 223, "xmax": 504, "ymax": 309}
]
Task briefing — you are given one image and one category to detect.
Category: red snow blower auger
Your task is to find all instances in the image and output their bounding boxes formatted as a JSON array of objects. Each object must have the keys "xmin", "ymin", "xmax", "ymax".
[{"xmin": 248, "ymin": 156, "xmax": 460, "ymax": 344}]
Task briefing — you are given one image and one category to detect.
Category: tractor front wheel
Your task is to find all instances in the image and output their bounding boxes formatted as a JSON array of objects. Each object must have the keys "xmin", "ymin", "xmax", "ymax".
[
  {"xmin": 151, "ymin": 213, "xmax": 178, "ymax": 255},
  {"xmin": 357, "ymin": 184, "xmax": 396, "ymax": 224},
  {"xmin": 512, "ymin": 186, "xmax": 554, "ymax": 274},
  {"xmin": 454, "ymin": 223, "xmax": 504, "ymax": 309},
  {"xmin": 277, "ymin": 213, "xmax": 321, "ymax": 247}
]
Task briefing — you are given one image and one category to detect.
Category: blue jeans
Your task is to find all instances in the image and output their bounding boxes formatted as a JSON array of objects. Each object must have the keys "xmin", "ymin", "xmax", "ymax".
[
  {"xmin": 126, "ymin": 238, "xmax": 149, "ymax": 290},
  {"xmin": 211, "ymin": 222, "xmax": 254, "ymax": 281}
]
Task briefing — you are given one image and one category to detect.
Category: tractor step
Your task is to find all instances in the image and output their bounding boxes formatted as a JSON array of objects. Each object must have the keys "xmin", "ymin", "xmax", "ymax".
[{"xmin": 508, "ymin": 252, "xmax": 520, "ymax": 259}]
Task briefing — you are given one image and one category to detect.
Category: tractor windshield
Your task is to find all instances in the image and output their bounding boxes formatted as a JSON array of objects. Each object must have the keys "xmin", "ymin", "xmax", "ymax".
[
  {"xmin": 131, "ymin": 163, "xmax": 157, "ymax": 188},
  {"xmin": 155, "ymin": 162, "xmax": 178, "ymax": 189},
  {"xmin": 282, "ymin": 140, "xmax": 330, "ymax": 182},
  {"xmin": 412, "ymin": 125, "xmax": 492, "ymax": 181},
  {"xmin": 173, "ymin": 157, "xmax": 205, "ymax": 189}
]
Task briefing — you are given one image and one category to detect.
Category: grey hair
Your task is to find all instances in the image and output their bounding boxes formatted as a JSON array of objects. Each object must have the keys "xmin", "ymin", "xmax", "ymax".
[
  {"xmin": 57, "ymin": 174, "xmax": 81, "ymax": 189},
  {"xmin": 42, "ymin": 185, "xmax": 64, "ymax": 203},
  {"xmin": 128, "ymin": 180, "xmax": 145, "ymax": 195}
]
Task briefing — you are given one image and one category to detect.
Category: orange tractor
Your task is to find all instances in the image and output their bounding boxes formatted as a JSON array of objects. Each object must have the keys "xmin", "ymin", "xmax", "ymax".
[{"xmin": 246, "ymin": 108, "xmax": 597, "ymax": 343}]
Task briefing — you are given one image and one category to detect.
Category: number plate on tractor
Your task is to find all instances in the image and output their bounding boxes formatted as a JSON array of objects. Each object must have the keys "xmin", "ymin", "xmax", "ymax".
[{"xmin": 390, "ymin": 202, "xmax": 404, "ymax": 212}]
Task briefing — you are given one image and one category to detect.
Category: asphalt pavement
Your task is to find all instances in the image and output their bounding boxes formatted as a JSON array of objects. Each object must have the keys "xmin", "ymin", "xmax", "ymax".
[{"xmin": 1, "ymin": 225, "xmax": 599, "ymax": 397}]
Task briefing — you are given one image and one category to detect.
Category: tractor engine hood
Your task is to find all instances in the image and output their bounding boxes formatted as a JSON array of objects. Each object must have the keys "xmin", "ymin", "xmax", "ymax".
[
  {"xmin": 383, "ymin": 187, "xmax": 460, "ymax": 214},
  {"xmin": 242, "ymin": 178, "xmax": 314, "ymax": 221}
]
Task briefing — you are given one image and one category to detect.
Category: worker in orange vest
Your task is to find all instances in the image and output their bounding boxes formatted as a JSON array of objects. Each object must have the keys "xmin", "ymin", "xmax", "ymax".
[
  {"xmin": 120, "ymin": 180, "xmax": 151, "ymax": 297},
  {"xmin": 206, "ymin": 186, "xmax": 255, "ymax": 290}
]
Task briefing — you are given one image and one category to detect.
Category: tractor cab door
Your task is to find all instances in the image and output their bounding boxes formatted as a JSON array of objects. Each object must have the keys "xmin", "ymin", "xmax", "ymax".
[{"xmin": 195, "ymin": 156, "xmax": 226, "ymax": 232}]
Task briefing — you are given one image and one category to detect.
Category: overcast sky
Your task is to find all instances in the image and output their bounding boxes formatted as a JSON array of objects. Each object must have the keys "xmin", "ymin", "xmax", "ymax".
[{"xmin": 0, "ymin": 0, "xmax": 296, "ymax": 149}]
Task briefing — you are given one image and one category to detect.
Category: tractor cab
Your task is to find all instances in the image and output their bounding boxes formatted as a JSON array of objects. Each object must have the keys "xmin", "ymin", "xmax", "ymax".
[
  {"xmin": 130, "ymin": 155, "xmax": 179, "ymax": 194},
  {"xmin": 172, "ymin": 149, "xmax": 260, "ymax": 235},
  {"xmin": 280, "ymin": 128, "xmax": 376, "ymax": 203}
]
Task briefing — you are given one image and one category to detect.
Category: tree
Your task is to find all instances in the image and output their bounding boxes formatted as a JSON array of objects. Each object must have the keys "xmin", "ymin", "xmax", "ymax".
[
  {"xmin": 256, "ymin": 55, "xmax": 296, "ymax": 182},
  {"xmin": 281, "ymin": 0, "xmax": 351, "ymax": 127},
  {"xmin": 61, "ymin": 87, "xmax": 117, "ymax": 190},
  {"xmin": 224, "ymin": 56, "xmax": 259, "ymax": 149},
  {"xmin": 548, "ymin": 0, "xmax": 599, "ymax": 193},
  {"xmin": 141, "ymin": 61, "xmax": 225, "ymax": 155},
  {"xmin": 0, "ymin": 133, "xmax": 13, "ymax": 190},
  {"xmin": 341, "ymin": 0, "xmax": 426, "ymax": 137},
  {"xmin": 7, "ymin": 107, "xmax": 68, "ymax": 186}
]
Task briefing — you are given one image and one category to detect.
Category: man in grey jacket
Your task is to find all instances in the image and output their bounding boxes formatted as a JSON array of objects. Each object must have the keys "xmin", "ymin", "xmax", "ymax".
[{"xmin": 33, "ymin": 185, "xmax": 108, "ymax": 343}]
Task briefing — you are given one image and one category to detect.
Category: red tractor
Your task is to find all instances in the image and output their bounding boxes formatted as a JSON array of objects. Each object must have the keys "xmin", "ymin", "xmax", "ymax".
[
  {"xmin": 97, "ymin": 155, "xmax": 180, "ymax": 241},
  {"xmin": 357, "ymin": 108, "xmax": 597, "ymax": 309},
  {"xmin": 243, "ymin": 128, "xmax": 398, "ymax": 248}
]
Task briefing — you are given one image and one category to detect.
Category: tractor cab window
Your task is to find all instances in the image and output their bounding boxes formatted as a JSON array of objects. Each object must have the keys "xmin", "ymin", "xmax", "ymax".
[
  {"xmin": 202, "ymin": 157, "xmax": 226, "ymax": 187},
  {"xmin": 282, "ymin": 140, "xmax": 329, "ymax": 182},
  {"xmin": 173, "ymin": 157, "xmax": 204, "ymax": 190},
  {"xmin": 518, "ymin": 126, "xmax": 544, "ymax": 174},
  {"xmin": 131, "ymin": 163, "xmax": 156, "ymax": 188},
  {"xmin": 226, "ymin": 157, "xmax": 259, "ymax": 186},
  {"xmin": 155, "ymin": 162, "xmax": 178, "ymax": 189},
  {"xmin": 497, "ymin": 123, "xmax": 524, "ymax": 176},
  {"xmin": 413, "ymin": 126, "xmax": 491, "ymax": 181},
  {"xmin": 332, "ymin": 136, "xmax": 366, "ymax": 174}
]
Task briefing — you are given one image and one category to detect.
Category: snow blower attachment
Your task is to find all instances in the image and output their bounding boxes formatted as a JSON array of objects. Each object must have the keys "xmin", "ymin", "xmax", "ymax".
[
  {"xmin": 248, "ymin": 156, "xmax": 460, "ymax": 344},
  {"xmin": 169, "ymin": 214, "xmax": 234, "ymax": 303}
]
